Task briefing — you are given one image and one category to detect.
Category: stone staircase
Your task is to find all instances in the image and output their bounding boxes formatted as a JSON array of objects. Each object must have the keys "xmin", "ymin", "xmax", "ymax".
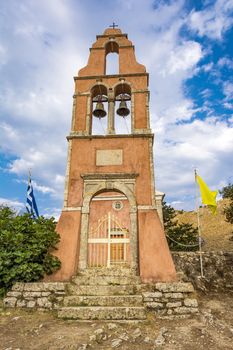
[
  {"xmin": 4, "ymin": 268, "xmax": 199, "ymax": 320},
  {"xmin": 57, "ymin": 267, "xmax": 147, "ymax": 320}
]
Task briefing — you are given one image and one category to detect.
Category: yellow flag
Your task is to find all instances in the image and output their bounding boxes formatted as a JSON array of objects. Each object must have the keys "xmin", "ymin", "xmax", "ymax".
[{"xmin": 196, "ymin": 175, "xmax": 218, "ymax": 214}]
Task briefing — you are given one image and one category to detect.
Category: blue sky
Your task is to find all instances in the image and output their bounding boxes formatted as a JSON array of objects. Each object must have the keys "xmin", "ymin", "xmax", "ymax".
[{"xmin": 0, "ymin": 0, "xmax": 233, "ymax": 217}]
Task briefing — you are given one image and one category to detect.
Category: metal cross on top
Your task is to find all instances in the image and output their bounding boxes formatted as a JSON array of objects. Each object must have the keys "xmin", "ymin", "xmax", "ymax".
[{"xmin": 109, "ymin": 22, "xmax": 118, "ymax": 29}]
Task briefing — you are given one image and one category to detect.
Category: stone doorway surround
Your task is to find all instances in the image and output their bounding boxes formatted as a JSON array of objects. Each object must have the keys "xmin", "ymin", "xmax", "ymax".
[{"xmin": 78, "ymin": 173, "xmax": 139, "ymax": 271}]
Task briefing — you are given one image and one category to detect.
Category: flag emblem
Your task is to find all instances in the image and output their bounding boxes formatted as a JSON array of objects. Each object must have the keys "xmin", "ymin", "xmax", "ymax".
[{"xmin": 26, "ymin": 176, "xmax": 39, "ymax": 218}]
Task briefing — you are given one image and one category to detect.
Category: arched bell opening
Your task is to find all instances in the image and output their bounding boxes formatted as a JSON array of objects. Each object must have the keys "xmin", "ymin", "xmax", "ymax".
[
  {"xmin": 105, "ymin": 41, "xmax": 119, "ymax": 75},
  {"xmin": 91, "ymin": 84, "xmax": 108, "ymax": 135},
  {"xmin": 114, "ymin": 83, "xmax": 132, "ymax": 134},
  {"xmin": 88, "ymin": 190, "xmax": 131, "ymax": 268}
]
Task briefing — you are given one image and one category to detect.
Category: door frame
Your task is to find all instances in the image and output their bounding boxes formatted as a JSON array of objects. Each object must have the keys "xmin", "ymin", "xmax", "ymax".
[{"xmin": 78, "ymin": 173, "xmax": 138, "ymax": 271}]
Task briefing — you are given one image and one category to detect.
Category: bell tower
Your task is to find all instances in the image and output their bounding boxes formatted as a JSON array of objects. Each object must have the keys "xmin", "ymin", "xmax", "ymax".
[{"xmin": 54, "ymin": 27, "xmax": 176, "ymax": 282}]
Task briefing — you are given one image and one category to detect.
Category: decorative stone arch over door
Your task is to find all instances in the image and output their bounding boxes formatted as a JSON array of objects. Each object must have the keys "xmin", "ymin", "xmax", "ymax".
[{"xmin": 78, "ymin": 173, "xmax": 138, "ymax": 271}]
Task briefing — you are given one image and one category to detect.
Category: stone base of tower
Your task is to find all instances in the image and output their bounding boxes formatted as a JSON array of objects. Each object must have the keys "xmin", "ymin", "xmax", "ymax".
[{"xmin": 138, "ymin": 209, "xmax": 177, "ymax": 283}]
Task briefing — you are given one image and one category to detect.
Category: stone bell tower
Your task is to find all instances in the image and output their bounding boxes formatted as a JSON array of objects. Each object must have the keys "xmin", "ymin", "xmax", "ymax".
[{"xmin": 53, "ymin": 27, "xmax": 176, "ymax": 283}]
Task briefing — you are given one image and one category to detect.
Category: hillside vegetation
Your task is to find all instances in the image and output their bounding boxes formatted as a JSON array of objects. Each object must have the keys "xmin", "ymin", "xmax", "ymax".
[{"xmin": 176, "ymin": 199, "xmax": 233, "ymax": 251}]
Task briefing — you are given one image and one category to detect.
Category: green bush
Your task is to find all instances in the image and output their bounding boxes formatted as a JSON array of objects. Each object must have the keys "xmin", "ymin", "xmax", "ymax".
[
  {"xmin": 162, "ymin": 200, "xmax": 199, "ymax": 251},
  {"xmin": 0, "ymin": 206, "xmax": 61, "ymax": 297}
]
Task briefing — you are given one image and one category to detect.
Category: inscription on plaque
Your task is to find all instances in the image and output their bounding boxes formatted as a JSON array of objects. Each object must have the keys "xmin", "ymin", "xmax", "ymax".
[{"xmin": 96, "ymin": 149, "xmax": 123, "ymax": 166}]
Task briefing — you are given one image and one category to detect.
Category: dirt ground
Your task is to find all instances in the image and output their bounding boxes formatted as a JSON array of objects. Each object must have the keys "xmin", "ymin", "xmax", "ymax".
[{"xmin": 0, "ymin": 292, "xmax": 233, "ymax": 350}]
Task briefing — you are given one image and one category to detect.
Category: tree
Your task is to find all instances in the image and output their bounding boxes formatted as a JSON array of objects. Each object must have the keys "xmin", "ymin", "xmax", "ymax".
[
  {"xmin": 220, "ymin": 183, "xmax": 233, "ymax": 225},
  {"xmin": 0, "ymin": 206, "xmax": 61, "ymax": 296},
  {"xmin": 220, "ymin": 183, "xmax": 233, "ymax": 200},
  {"xmin": 162, "ymin": 200, "xmax": 199, "ymax": 251}
]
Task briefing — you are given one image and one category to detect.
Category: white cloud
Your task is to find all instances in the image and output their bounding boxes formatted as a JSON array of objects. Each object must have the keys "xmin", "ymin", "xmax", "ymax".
[
  {"xmin": 0, "ymin": 44, "xmax": 7, "ymax": 66},
  {"xmin": 200, "ymin": 88, "xmax": 212, "ymax": 98},
  {"xmin": 217, "ymin": 57, "xmax": 233, "ymax": 69},
  {"xmin": 188, "ymin": 0, "xmax": 233, "ymax": 40},
  {"xmin": 0, "ymin": 197, "xmax": 24, "ymax": 211},
  {"xmin": 155, "ymin": 116, "xmax": 233, "ymax": 209},
  {"xmin": 195, "ymin": 62, "xmax": 214, "ymax": 75},
  {"xmin": 16, "ymin": 179, "xmax": 56, "ymax": 195},
  {"xmin": 166, "ymin": 41, "xmax": 202, "ymax": 75},
  {"xmin": 43, "ymin": 207, "xmax": 62, "ymax": 221},
  {"xmin": 223, "ymin": 102, "xmax": 233, "ymax": 109},
  {"xmin": 223, "ymin": 81, "xmax": 233, "ymax": 100},
  {"xmin": 0, "ymin": 0, "xmax": 232, "ymax": 214}
]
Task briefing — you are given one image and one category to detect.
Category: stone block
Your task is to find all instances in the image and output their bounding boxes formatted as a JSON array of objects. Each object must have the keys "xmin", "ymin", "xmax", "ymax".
[
  {"xmin": 166, "ymin": 302, "xmax": 182, "ymax": 308},
  {"xmin": 17, "ymin": 299, "xmax": 27, "ymax": 307},
  {"xmin": 184, "ymin": 298, "xmax": 198, "ymax": 307},
  {"xmin": 23, "ymin": 291, "xmax": 42, "ymax": 298},
  {"xmin": 155, "ymin": 282, "xmax": 194, "ymax": 293},
  {"xmin": 164, "ymin": 292, "xmax": 184, "ymax": 299},
  {"xmin": 37, "ymin": 297, "xmax": 52, "ymax": 309},
  {"xmin": 57, "ymin": 306, "xmax": 146, "ymax": 320},
  {"xmin": 27, "ymin": 300, "xmax": 36, "ymax": 308},
  {"xmin": 143, "ymin": 297, "xmax": 153, "ymax": 302},
  {"xmin": 56, "ymin": 297, "xmax": 64, "ymax": 302},
  {"xmin": 41, "ymin": 292, "xmax": 51, "ymax": 296},
  {"xmin": 68, "ymin": 283, "xmax": 142, "ymax": 296},
  {"xmin": 12, "ymin": 283, "xmax": 24, "ymax": 292},
  {"xmin": 3, "ymin": 297, "xmax": 17, "ymax": 308},
  {"xmin": 6, "ymin": 291, "xmax": 22, "ymax": 298},
  {"xmin": 63, "ymin": 294, "xmax": 142, "ymax": 307},
  {"xmin": 23, "ymin": 283, "xmax": 44, "ymax": 292},
  {"xmin": 44, "ymin": 282, "xmax": 66, "ymax": 292},
  {"xmin": 174, "ymin": 307, "xmax": 198, "ymax": 314},
  {"xmin": 142, "ymin": 292, "xmax": 162, "ymax": 298},
  {"xmin": 145, "ymin": 302, "xmax": 164, "ymax": 310}
]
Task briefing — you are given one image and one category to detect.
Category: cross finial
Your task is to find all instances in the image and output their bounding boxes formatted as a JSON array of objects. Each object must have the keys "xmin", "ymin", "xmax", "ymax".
[{"xmin": 109, "ymin": 22, "xmax": 118, "ymax": 29}]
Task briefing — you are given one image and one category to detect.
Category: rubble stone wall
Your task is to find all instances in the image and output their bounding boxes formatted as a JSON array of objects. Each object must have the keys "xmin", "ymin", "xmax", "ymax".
[
  {"xmin": 142, "ymin": 282, "xmax": 198, "ymax": 318},
  {"xmin": 3, "ymin": 282, "xmax": 66, "ymax": 310},
  {"xmin": 172, "ymin": 251, "xmax": 233, "ymax": 292}
]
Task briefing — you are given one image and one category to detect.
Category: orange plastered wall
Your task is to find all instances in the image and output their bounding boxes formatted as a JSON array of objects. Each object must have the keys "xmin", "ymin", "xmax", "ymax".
[
  {"xmin": 134, "ymin": 93, "xmax": 148, "ymax": 129},
  {"xmin": 67, "ymin": 137, "xmax": 153, "ymax": 207},
  {"xmin": 74, "ymin": 95, "xmax": 88, "ymax": 131}
]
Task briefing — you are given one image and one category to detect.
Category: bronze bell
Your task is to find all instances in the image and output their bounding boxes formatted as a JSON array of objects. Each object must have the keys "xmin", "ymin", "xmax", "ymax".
[
  {"xmin": 116, "ymin": 100, "xmax": 130, "ymax": 117},
  {"xmin": 93, "ymin": 102, "xmax": 107, "ymax": 118}
]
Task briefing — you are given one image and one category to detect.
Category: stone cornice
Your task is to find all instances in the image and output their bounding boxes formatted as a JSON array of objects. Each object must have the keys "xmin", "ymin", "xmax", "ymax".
[
  {"xmin": 81, "ymin": 173, "xmax": 139, "ymax": 180},
  {"xmin": 90, "ymin": 45, "xmax": 134, "ymax": 51},
  {"xmin": 67, "ymin": 133, "xmax": 154, "ymax": 141},
  {"xmin": 74, "ymin": 72, "xmax": 149, "ymax": 81},
  {"xmin": 96, "ymin": 33, "xmax": 128, "ymax": 39}
]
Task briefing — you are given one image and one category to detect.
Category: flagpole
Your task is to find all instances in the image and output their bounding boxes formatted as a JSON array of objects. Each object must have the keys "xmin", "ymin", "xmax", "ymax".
[
  {"xmin": 195, "ymin": 168, "xmax": 204, "ymax": 278},
  {"xmin": 28, "ymin": 168, "xmax": 31, "ymax": 183}
]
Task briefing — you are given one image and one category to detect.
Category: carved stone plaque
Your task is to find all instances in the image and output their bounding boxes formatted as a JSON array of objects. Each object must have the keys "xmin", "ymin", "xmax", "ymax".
[{"xmin": 96, "ymin": 149, "xmax": 123, "ymax": 166}]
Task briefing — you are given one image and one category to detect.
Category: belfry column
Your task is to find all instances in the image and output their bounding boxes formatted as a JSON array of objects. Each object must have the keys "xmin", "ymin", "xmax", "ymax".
[{"xmin": 107, "ymin": 90, "xmax": 115, "ymax": 134}]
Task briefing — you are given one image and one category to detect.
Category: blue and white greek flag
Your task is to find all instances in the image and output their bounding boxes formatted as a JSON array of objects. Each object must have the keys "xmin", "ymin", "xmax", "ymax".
[{"xmin": 26, "ymin": 177, "xmax": 39, "ymax": 218}]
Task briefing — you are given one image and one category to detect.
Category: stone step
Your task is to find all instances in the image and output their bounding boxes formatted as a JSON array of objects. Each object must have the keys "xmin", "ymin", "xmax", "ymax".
[
  {"xmin": 57, "ymin": 306, "xmax": 146, "ymax": 320},
  {"xmin": 67, "ymin": 283, "xmax": 143, "ymax": 296},
  {"xmin": 71, "ymin": 275, "xmax": 141, "ymax": 286},
  {"xmin": 77, "ymin": 267, "xmax": 137, "ymax": 277},
  {"xmin": 63, "ymin": 295, "xmax": 143, "ymax": 307}
]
